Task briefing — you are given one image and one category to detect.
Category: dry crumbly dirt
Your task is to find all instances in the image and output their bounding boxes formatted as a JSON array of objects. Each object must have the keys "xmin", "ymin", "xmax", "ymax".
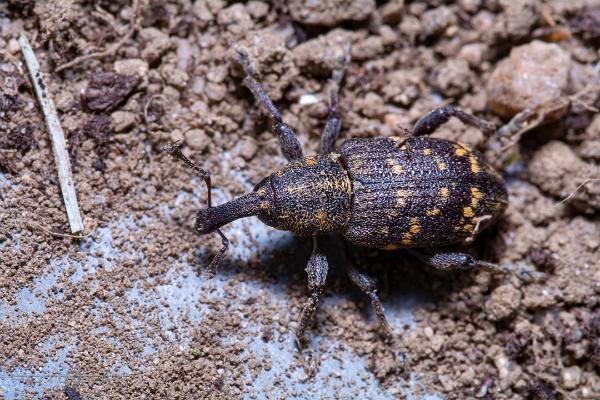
[{"xmin": 1, "ymin": 0, "xmax": 600, "ymax": 399}]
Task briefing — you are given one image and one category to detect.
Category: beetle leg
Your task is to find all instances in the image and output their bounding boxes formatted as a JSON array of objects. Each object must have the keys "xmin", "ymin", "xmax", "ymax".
[
  {"xmin": 163, "ymin": 141, "xmax": 230, "ymax": 277},
  {"xmin": 418, "ymin": 251, "xmax": 542, "ymax": 282},
  {"xmin": 344, "ymin": 262, "xmax": 393, "ymax": 339},
  {"xmin": 412, "ymin": 250, "xmax": 508, "ymax": 274},
  {"xmin": 319, "ymin": 45, "xmax": 349, "ymax": 154},
  {"xmin": 412, "ymin": 107, "xmax": 496, "ymax": 137},
  {"xmin": 297, "ymin": 237, "xmax": 329, "ymax": 346},
  {"xmin": 319, "ymin": 88, "xmax": 342, "ymax": 155},
  {"xmin": 233, "ymin": 45, "xmax": 303, "ymax": 161}
]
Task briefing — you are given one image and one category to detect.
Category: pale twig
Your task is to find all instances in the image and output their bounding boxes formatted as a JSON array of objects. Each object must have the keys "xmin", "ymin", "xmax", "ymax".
[
  {"xmin": 55, "ymin": 0, "xmax": 141, "ymax": 72},
  {"xmin": 93, "ymin": 5, "xmax": 120, "ymax": 33},
  {"xmin": 567, "ymin": 84, "xmax": 600, "ymax": 113},
  {"xmin": 19, "ymin": 34, "xmax": 85, "ymax": 235},
  {"xmin": 554, "ymin": 178, "xmax": 600, "ymax": 207}
]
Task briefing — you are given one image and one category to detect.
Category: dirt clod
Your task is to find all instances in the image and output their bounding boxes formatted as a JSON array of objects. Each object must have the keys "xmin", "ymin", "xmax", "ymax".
[
  {"xmin": 525, "ymin": 378, "xmax": 562, "ymax": 400},
  {"xmin": 487, "ymin": 41, "xmax": 571, "ymax": 120},
  {"xmin": 7, "ymin": 0, "xmax": 35, "ymax": 16},
  {"xmin": 528, "ymin": 140, "xmax": 600, "ymax": 213},
  {"xmin": 506, "ymin": 331, "xmax": 533, "ymax": 362},
  {"xmin": 486, "ymin": 284, "xmax": 522, "ymax": 321},
  {"xmin": 570, "ymin": 7, "xmax": 600, "ymax": 42},
  {"xmin": 82, "ymin": 72, "xmax": 140, "ymax": 113},
  {"xmin": 288, "ymin": 0, "xmax": 376, "ymax": 26}
]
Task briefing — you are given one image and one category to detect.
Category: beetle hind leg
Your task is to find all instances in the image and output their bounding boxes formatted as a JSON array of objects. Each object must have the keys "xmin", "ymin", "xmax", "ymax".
[
  {"xmin": 412, "ymin": 250, "xmax": 508, "ymax": 274},
  {"xmin": 297, "ymin": 237, "xmax": 329, "ymax": 346},
  {"xmin": 412, "ymin": 106, "xmax": 496, "ymax": 137},
  {"xmin": 416, "ymin": 250, "xmax": 553, "ymax": 284}
]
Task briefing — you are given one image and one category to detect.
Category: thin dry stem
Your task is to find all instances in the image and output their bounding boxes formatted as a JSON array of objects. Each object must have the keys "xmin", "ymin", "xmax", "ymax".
[
  {"xmin": 28, "ymin": 222, "xmax": 90, "ymax": 240},
  {"xmin": 554, "ymin": 178, "xmax": 600, "ymax": 207},
  {"xmin": 55, "ymin": 0, "xmax": 141, "ymax": 72}
]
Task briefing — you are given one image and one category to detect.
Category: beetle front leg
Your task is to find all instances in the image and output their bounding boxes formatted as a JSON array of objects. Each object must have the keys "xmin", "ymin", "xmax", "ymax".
[
  {"xmin": 319, "ymin": 88, "xmax": 342, "ymax": 155},
  {"xmin": 319, "ymin": 46, "xmax": 349, "ymax": 154},
  {"xmin": 297, "ymin": 237, "xmax": 329, "ymax": 346},
  {"xmin": 163, "ymin": 141, "xmax": 230, "ymax": 276},
  {"xmin": 412, "ymin": 107, "xmax": 496, "ymax": 137},
  {"xmin": 345, "ymin": 262, "xmax": 392, "ymax": 338},
  {"xmin": 234, "ymin": 46, "xmax": 303, "ymax": 161}
]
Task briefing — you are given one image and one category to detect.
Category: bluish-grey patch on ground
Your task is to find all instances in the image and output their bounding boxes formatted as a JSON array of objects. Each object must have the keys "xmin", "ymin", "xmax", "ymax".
[
  {"xmin": 1, "ymin": 184, "xmax": 441, "ymax": 399},
  {"xmin": 0, "ymin": 335, "xmax": 76, "ymax": 399}
]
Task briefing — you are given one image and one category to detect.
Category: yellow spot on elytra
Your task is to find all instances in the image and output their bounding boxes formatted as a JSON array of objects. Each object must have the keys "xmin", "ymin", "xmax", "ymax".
[
  {"xmin": 392, "ymin": 165, "xmax": 404, "ymax": 174},
  {"xmin": 400, "ymin": 145, "xmax": 407, "ymax": 150},
  {"xmin": 401, "ymin": 232, "xmax": 412, "ymax": 245},
  {"xmin": 455, "ymin": 148, "xmax": 467, "ymax": 156},
  {"xmin": 383, "ymin": 244, "xmax": 399, "ymax": 250},
  {"xmin": 463, "ymin": 207, "xmax": 475, "ymax": 218},
  {"xmin": 426, "ymin": 208, "xmax": 440, "ymax": 216},
  {"xmin": 285, "ymin": 185, "xmax": 306, "ymax": 195},
  {"xmin": 304, "ymin": 156, "xmax": 317, "ymax": 166},
  {"xmin": 260, "ymin": 201, "xmax": 269, "ymax": 209},
  {"xmin": 463, "ymin": 224, "xmax": 474, "ymax": 233},
  {"xmin": 471, "ymin": 187, "xmax": 483, "ymax": 207},
  {"xmin": 423, "ymin": 148, "xmax": 432, "ymax": 155},
  {"xmin": 469, "ymin": 155, "xmax": 480, "ymax": 173},
  {"xmin": 440, "ymin": 187, "xmax": 449, "ymax": 199},
  {"xmin": 408, "ymin": 218, "xmax": 420, "ymax": 235},
  {"xmin": 436, "ymin": 161, "xmax": 447, "ymax": 171},
  {"xmin": 387, "ymin": 158, "xmax": 404, "ymax": 174},
  {"xmin": 390, "ymin": 136, "xmax": 402, "ymax": 142},
  {"xmin": 316, "ymin": 210, "xmax": 327, "ymax": 220},
  {"xmin": 396, "ymin": 189, "xmax": 411, "ymax": 207},
  {"xmin": 379, "ymin": 226, "xmax": 389, "ymax": 235},
  {"xmin": 458, "ymin": 142, "xmax": 472, "ymax": 151}
]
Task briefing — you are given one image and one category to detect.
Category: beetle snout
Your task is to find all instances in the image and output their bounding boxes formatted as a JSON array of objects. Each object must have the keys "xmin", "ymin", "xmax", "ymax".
[
  {"xmin": 193, "ymin": 192, "xmax": 262, "ymax": 235},
  {"xmin": 194, "ymin": 208, "xmax": 217, "ymax": 235}
]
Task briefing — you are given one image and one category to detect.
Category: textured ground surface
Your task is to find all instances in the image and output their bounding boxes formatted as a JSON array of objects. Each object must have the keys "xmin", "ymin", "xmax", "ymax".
[{"xmin": 1, "ymin": 1, "xmax": 600, "ymax": 399}]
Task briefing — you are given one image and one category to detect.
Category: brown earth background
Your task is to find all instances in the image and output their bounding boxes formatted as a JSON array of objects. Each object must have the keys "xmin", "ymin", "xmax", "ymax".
[{"xmin": 1, "ymin": 0, "xmax": 600, "ymax": 399}]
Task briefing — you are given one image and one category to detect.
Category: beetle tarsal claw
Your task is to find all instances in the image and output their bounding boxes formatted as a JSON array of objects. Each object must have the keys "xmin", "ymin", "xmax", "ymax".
[
  {"xmin": 204, "ymin": 228, "xmax": 229, "ymax": 278},
  {"xmin": 162, "ymin": 140, "xmax": 184, "ymax": 155}
]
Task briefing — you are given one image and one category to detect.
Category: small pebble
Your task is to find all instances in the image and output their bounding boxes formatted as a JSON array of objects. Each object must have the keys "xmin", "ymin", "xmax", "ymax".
[
  {"xmin": 238, "ymin": 138, "xmax": 258, "ymax": 161},
  {"xmin": 8, "ymin": 38, "xmax": 20, "ymax": 54},
  {"xmin": 184, "ymin": 129, "xmax": 210, "ymax": 151},
  {"xmin": 562, "ymin": 366, "xmax": 582, "ymax": 389},
  {"xmin": 114, "ymin": 59, "xmax": 149, "ymax": 78},
  {"xmin": 485, "ymin": 284, "xmax": 522, "ymax": 321}
]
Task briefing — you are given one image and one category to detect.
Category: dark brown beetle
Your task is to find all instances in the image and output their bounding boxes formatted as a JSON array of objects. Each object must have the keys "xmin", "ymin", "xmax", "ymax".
[{"xmin": 166, "ymin": 48, "xmax": 508, "ymax": 343}]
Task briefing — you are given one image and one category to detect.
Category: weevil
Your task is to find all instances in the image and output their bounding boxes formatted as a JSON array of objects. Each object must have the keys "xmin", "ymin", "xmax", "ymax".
[{"xmin": 165, "ymin": 47, "xmax": 508, "ymax": 343}]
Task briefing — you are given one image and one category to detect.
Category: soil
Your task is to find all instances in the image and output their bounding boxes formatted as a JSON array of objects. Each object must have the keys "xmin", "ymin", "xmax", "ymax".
[{"xmin": 1, "ymin": 1, "xmax": 600, "ymax": 399}]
